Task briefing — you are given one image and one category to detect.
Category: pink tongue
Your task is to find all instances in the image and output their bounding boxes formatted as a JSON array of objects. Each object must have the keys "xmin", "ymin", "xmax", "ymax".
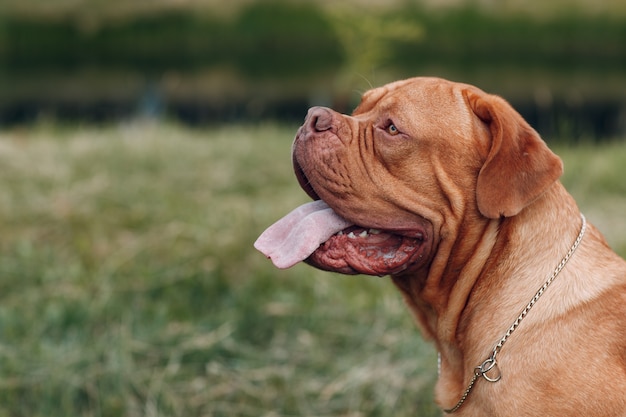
[{"xmin": 254, "ymin": 200, "xmax": 354, "ymax": 269}]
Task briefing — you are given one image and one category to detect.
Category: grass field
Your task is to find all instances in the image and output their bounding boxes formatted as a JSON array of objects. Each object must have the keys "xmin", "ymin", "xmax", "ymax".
[{"xmin": 0, "ymin": 122, "xmax": 624, "ymax": 417}]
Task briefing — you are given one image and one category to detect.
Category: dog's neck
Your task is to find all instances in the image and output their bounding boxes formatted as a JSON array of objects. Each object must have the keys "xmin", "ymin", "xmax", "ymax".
[{"xmin": 391, "ymin": 181, "xmax": 585, "ymax": 406}]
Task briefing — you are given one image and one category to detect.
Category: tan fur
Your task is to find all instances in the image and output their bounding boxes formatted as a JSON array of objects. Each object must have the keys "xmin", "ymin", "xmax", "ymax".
[{"xmin": 296, "ymin": 77, "xmax": 626, "ymax": 415}]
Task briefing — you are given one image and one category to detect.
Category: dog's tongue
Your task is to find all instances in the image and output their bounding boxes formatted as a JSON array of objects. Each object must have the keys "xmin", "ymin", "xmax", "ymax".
[{"xmin": 254, "ymin": 200, "xmax": 354, "ymax": 269}]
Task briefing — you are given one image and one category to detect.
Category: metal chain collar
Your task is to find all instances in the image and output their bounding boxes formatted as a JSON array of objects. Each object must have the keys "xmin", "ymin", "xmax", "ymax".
[{"xmin": 443, "ymin": 213, "xmax": 587, "ymax": 413}]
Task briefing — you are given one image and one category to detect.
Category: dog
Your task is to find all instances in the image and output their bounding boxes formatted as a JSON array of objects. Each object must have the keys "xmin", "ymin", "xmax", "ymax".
[{"xmin": 255, "ymin": 77, "xmax": 626, "ymax": 416}]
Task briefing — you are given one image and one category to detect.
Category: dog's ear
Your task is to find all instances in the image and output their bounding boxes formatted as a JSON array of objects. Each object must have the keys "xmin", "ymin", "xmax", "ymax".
[{"xmin": 464, "ymin": 89, "xmax": 563, "ymax": 219}]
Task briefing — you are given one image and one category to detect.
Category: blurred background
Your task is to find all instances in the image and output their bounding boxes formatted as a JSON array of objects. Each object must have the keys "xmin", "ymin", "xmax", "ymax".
[
  {"xmin": 1, "ymin": 1, "xmax": 625, "ymax": 417},
  {"xmin": 1, "ymin": 0, "xmax": 625, "ymax": 141}
]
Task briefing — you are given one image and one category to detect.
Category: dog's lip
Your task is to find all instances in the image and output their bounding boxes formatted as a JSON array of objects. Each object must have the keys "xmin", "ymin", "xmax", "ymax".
[
  {"xmin": 293, "ymin": 153, "xmax": 320, "ymax": 201},
  {"xmin": 306, "ymin": 219, "xmax": 429, "ymax": 276},
  {"xmin": 328, "ymin": 211, "xmax": 426, "ymax": 240}
]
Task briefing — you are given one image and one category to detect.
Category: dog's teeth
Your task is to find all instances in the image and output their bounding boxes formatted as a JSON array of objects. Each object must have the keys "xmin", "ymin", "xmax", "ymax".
[
  {"xmin": 369, "ymin": 229, "xmax": 381, "ymax": 234},
  {"xmin": 359, "ymin": 230, "xmax": 368, "ymax": 238},
  {"xmin": 337, "ymin": 231, "xmax": 343, "ymax": 236},
  {"xmin": 348, "ymin": 232, "xmax": 356, "ymax": 239}
]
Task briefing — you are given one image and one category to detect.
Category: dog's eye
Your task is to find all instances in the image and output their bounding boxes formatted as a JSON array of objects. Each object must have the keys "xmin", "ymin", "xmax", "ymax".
[{"xmin": 385, "ymin": 121, "xmax": 400, "ymax": 136}]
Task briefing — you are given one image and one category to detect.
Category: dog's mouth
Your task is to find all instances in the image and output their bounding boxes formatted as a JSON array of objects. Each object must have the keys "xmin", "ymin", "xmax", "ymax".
[
  {"xmin": 295, "ymin": 160, "xmax": 428, "ymax": 276},
  {"xmin": 305, "ymin": 223, "xmax": 427, "ymax": 276},
  {"xmin": 254, "ymin": 159, "xmax": 429, "ymax": 277}
]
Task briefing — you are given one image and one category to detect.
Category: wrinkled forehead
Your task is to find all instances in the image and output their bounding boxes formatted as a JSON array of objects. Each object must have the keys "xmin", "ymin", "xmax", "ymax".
[
  {"xmin": 352, "ymin": 79, "xmax": 418, "ymax": 115},
  {"xmin": 352, "ymin": 77, "xmax": 474, "ymax": 129}
]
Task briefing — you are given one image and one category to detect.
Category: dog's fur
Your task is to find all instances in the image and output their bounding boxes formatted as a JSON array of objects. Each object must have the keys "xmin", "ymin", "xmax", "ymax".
[{"xmin": 291, "ymin": 77, "xmax": 626, "ymax": 415}]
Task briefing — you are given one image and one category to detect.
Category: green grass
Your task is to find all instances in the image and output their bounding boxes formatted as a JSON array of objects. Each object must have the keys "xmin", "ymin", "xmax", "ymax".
[
  {"xmin": 558, "ymin": 142, "xmax": 626, "ymax": 256},
  {"xmin": 0, "ymin": 123, "xmax": 624, "ymax": 417}
]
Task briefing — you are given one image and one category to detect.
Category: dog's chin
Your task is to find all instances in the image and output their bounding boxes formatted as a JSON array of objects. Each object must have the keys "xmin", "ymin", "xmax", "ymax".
[{"xmin": 304, "ymin": 220, "xmax": 429, "ymax": 277}]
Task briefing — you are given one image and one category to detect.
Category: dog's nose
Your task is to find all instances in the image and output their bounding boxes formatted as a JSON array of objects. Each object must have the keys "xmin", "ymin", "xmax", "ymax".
[{"xmin": 306, "ymin": 106, "xmax": 334, "ymax": 133}]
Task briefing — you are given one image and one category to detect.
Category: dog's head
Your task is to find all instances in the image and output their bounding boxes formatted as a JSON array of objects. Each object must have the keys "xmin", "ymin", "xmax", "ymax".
[{"xmin": 287, "ymin": 77, "xmax": 562, "ymax": 276}]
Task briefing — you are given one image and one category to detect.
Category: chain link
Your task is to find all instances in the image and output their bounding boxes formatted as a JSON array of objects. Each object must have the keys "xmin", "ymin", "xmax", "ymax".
[
  {"xmin": 443, "ymin": 214, "xmax": 586, "ymax": 413},
  {"xmin": 443, "ymin": 373, "xmax": 479, "ymax": 413}
]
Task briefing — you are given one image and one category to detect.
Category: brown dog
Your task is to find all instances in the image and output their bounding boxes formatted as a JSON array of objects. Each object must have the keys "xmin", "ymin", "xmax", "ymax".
[{"xmin": 255, "ymin": 77, "xmax": 626, "ymax": 415}]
